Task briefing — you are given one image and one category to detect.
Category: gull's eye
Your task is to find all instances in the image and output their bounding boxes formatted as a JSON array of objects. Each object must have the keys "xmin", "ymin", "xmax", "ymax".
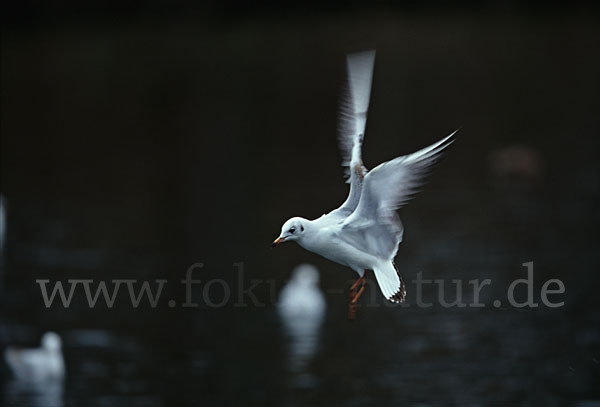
[{"xmin": 289, "ymin": 227, "xmax": 296, "ymax": 234}]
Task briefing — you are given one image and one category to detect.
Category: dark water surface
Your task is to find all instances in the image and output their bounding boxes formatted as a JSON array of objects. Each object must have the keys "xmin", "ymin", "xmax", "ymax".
[{"xmin": 1, "ymin": 9, "xmax": 599, "ymax": 406}]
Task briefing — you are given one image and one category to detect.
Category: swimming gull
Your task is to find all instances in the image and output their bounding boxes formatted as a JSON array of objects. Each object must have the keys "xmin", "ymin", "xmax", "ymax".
[{"xmin": 4, "ymin": 331, "xmax": 65, "ymax": 381}]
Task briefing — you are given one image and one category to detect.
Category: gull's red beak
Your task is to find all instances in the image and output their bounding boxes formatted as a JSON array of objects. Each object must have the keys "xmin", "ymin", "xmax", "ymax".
[{"xmin": 271, "ymin": 237, "xmax": 286, "ymax": 248}]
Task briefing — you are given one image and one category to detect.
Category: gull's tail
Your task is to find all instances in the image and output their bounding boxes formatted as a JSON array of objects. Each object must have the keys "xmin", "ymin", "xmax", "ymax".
[{"xmin": 373, "ymin": 261, "xmax": 406, "ymax": 303}]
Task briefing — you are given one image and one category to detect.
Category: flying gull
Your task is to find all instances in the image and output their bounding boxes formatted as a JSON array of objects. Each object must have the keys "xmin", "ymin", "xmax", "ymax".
[{"xmin": 272, "ymin": 50, "xmax": 455, "ymax": 315}]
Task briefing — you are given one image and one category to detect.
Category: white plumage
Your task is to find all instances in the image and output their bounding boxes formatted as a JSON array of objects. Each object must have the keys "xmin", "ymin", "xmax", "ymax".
[
  {"xmin": 278, "ymin": 264, "xmax": 326, "ymax": 321},
  {"xmin": 278, "ymin": 264, "xmax": 325, "ymax": 373},
  {"xmin": 4, "ymin": 332, "xmax": 65, "ymax": 381},
  {"xmin": 272, "ymin": 50, "xmax": 455, "ymax": 304}
]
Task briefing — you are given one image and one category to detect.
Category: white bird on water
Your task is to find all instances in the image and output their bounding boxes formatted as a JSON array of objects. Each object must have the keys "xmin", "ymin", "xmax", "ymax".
[
  {"xmin": 272, "ymin": 50, "xmax": 456, "ymax": 311},
  {"xmin": 278, "ymin": 264, "xmax": 325, "ymax": 375},
  {"xmin": 4, "ymin": 332, "xmax": 65, "ymax": 381},
  {"xmin": 278, "ymin": 264, "xmax": 326, "ymax": 322}
]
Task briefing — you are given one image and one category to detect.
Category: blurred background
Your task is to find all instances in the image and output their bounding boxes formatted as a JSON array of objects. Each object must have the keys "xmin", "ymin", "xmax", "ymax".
[{"xmin": 1, "ymin": 1, "xmax": 599, "ymax": 406}]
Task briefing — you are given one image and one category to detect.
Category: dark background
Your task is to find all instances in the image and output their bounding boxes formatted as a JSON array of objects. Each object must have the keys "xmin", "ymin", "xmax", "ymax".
[{"xmin": 1, "ymin": 1, "xmax": 599, "ymax": 406}]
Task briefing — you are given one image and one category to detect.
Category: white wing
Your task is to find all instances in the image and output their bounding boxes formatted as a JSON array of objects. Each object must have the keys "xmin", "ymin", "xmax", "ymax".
[
  {"xmin": 338, "ymin": 49, "xmax": 375, "ymax": 177},
  {"xmin": 340, "ymin": 131, "xmax": 457, "ymax": 259},
  {"xmin": 323, "ymin": 50, "xmax": 376, "ymax": 223}
]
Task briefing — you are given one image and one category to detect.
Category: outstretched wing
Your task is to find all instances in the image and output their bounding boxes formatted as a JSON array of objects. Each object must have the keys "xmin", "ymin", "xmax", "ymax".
[
  {"xmin": 324, "ymin": 50, "xmax": 376, "ymax": 223},
  {"xmin": 340, "ymin": 131, "xmax": 457, "ymax": 259},
  {"xmin": 338, "ymin": 49, "xmax": 375, "ymax": 179}
]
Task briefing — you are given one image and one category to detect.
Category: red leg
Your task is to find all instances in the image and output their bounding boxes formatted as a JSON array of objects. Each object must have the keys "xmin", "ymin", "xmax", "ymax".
[
  {"xmin": 351, "ymin": 285, "xmax": 366, "ymax": 304},
  {"xmin": 349, "ymin": 276, "xmax": 365, "ymax": 292},
  {"xmin": 348, "ymin": 278, "xmax": 367, "ymax": 320}
]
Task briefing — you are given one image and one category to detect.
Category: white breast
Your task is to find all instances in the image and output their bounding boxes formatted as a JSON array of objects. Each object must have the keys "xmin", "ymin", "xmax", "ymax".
[{"xmin": 299, "ymin": 226, "xmax": 379, "ymax": 273}]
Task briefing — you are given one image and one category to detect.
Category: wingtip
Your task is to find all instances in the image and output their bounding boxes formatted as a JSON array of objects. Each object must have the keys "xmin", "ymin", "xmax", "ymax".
[
  {"xmin": 427, "ymin": 128, "xmax": 458, "ymax": 156},
  {"xmin": 442, "ymin": 128, "xmax": 460, "ymax": 143},
  {"xmin": 407, "ymin": 130, "xmax": 456, "ymax": 163}
]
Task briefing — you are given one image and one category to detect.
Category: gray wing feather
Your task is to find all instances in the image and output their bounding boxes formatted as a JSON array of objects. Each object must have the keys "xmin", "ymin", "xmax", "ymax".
[
  {"xmin": 338, "ymin": 50, "xmax": 375, "ymax": 178},
  {"xmin": 324, "ymin": 50, "xmax": 376, "ymax": 223},
  {"xmin": 341, "ymin": 131, "xmax": 457, "ymax": 259}
]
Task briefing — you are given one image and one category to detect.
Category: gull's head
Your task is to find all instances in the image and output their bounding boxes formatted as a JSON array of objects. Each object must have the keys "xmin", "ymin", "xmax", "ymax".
[
  {"xmin": 291, "ymin": 264, "xmax": 320, "ymax": 286},
  {"xmin": 41, "ymin": 332, "xmax": 62, "ymax": 352},
  {"xmin": 272, "ymin": 217, "xmax": 307, "ymax": 248}
]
